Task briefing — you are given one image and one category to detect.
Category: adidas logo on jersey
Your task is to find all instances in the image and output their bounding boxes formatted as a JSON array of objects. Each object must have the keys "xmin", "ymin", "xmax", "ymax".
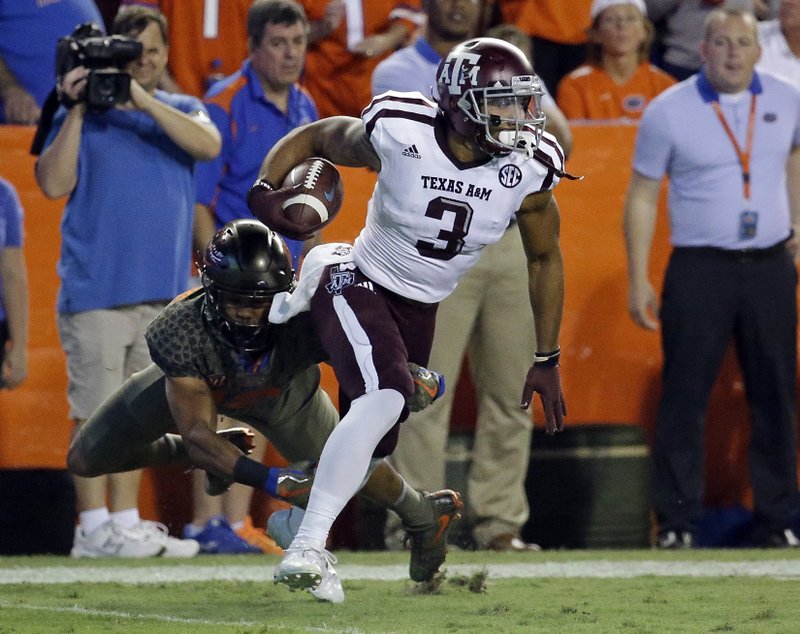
[
  {"xmin": 402, "ymin": 144, "xmax": 421, "ymax": 159},
  {"xmin": 355, "ymin": 281, "xmax": 375, "ymax": 292}
]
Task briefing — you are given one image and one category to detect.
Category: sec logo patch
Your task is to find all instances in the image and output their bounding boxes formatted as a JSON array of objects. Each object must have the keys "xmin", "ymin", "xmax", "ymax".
[{"xmin": 498, "ymin": 164, "xmax": 522, "ymax": 188}]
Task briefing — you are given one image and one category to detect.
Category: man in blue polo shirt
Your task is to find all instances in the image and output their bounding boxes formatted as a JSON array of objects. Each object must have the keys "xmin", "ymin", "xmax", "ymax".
[
  {"xmin": 195, "ymin": 0, "xmax": 317, "ymax": 267},
  {"xmin": 624, "ymin": 8, "xmax": 800, "ymax": 549},
  {"xmin": 188, "ymin": 0, "xmax": 318, "ymax": 554},
  {"xmin": 36, "ymin": 6, "xmax": 221, "ymax": 559}
]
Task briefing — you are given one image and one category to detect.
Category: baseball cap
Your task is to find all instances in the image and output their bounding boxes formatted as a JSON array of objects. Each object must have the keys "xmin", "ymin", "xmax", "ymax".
[{"xmin": 590, "ymin": 0, "xmax": 647, "ymax": 20}]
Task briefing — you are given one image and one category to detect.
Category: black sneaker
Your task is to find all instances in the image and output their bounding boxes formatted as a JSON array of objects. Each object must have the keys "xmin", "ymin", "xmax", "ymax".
[
  {"xmin": 760, "ymin": 528, "xmax": 800, "ymax": 548},
  {"xmin": 656, "ymin": 530, "xmax": 693, "ymax": 549},
  {"xmin": 405, "ymin": 489, "xmax": 463, "ymax": 582}
]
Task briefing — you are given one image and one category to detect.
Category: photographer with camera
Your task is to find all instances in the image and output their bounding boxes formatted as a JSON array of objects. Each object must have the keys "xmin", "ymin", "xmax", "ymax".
[
  {"xmin": 53, "ymin": 22, "xmax": 146, "ymax": 112},
  {"xmin": 35, "ymin": 6, "xmax": 221, "ymax": 559}
]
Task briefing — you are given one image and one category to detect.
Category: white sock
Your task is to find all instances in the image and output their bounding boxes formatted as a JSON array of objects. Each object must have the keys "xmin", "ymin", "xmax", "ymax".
[
  {"xmin": 389, "ymin": 481, "xmax": 429, "ymax": 529},
  {"xmin": 79, "ymin": 507, "xmax": 110, "ymax": 535},
  {"xmin": 294, "ymin": 389, "xmax": 405, "ymax": 546},
  {"xmin": 110, "ymin": 508, "xmax": 141, "ymax": 529}
]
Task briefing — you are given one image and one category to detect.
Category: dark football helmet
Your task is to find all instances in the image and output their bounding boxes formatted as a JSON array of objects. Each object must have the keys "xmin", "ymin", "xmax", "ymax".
[
  {"xmin": 200, "ymin": 219, "xmax": 295, "ymax": 352},
  {"xmin": 436, "ymin": 37, "xmax": 546, "ymax": 157}
]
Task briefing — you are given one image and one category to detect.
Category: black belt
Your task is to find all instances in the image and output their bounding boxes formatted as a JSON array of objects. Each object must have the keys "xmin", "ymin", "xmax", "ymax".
[{"xmin": 674, "ymin": 239, "xmax": 787, "ymax": 262}]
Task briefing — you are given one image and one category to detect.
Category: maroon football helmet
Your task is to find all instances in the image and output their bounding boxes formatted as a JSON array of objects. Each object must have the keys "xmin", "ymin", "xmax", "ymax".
[{"xmin": 436, "ymin": 37, "xmax": 546, "ymax": 157}]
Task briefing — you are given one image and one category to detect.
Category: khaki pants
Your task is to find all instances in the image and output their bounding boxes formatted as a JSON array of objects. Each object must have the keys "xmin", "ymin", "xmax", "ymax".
[
  {"xmin": 389, "ymin": 228, "xmax": 535, "ymax": 542},
  {"xmin": 58, "ymin": 304, "xmax": 164, "ymax": 420}
]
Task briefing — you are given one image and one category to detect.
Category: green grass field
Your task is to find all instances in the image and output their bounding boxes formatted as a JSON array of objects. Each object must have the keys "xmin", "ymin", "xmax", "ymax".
[{"xmin": 2, "ymin": 549, "xmax": 800, "ymax": 633}]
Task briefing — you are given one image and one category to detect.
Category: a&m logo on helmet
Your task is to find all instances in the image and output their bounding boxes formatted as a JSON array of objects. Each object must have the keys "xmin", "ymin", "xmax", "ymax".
[{"xmin": 438, "ymin": 52, "xmax": 481, "ymax": 96}]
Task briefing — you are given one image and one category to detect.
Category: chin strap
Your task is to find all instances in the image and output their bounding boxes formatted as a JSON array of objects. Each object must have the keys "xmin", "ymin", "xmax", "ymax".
[{"xmin": 498, "ymin": 129, "xmax": 583, "ymax": 181}]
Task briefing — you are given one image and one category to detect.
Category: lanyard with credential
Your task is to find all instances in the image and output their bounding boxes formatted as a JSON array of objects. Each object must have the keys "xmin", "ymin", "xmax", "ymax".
[{"xmin": 710, "ymin": 93, "xmax": 757, "ymax": 200}]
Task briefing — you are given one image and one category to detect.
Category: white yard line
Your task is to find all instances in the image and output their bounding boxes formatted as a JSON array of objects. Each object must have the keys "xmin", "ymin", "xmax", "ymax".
[
  {"xmin": 1, "ymin": 560, "xmax": 800, "ymax": 584},
  {"xmin": 0, "ymin": 602, "xmax": 360, "ymax": 633},
  {"xmin": 0, "ymin": 603, "xmax": 263, "ymax": 627}
]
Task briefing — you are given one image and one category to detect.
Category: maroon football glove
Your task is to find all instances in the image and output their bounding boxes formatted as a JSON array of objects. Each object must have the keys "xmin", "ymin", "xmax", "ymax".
[
  {"xmin": 520, "ymin": 352, "xmax": 567, "ymax": 435},
  {"xmin": 246, "ymin": 179, "xmax": 315, "ymax": 241}
]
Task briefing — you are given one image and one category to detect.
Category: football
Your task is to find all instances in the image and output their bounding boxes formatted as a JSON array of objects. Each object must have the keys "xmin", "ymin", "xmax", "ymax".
[{"xmin": 280, "ymin": 157, "xmax": 344, "ymax": 234}]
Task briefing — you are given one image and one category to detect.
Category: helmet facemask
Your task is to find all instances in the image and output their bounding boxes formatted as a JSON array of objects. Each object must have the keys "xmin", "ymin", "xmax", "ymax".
[
  {"xmin": 202, "ymin": 274, "xmax": 284, "ymax": 353},
  {"xmin": 199, "ymin": 219, "xmax": 296, "ymax": 353},
  {"xmin": 457, "ymin": 74, "xmax": 546, "ymax": 158}
]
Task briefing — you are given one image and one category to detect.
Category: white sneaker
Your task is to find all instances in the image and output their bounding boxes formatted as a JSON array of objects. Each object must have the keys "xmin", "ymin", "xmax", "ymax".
[
  {"xmin": 267, "ymin": 507, "xmax": 304, "ymax": 549},
  {"xmin": 308, "ymin": 551, "xmax": 344, "ymax": 604},
  {"xmin": 70, "ymin": 520, "xmax": 165, "ymax": 558},
  {"xmin": 136, "ymin": 520, "xmax": 200, "ymax": 558},
  {"xmin": 274, "ymin": 538, "xmax": 344, "ymax": 601}
]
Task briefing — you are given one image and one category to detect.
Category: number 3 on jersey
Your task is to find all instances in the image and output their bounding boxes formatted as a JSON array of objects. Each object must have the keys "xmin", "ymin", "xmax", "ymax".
[{"xmin": 415, "ymin": 196, "xmax": 474, "ymax": 260}]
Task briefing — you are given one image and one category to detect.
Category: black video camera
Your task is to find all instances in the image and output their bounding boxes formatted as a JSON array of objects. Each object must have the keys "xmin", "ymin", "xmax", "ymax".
[{"xmin": 55, "ymin": 23, "xmax": 143, "ymax": 110}]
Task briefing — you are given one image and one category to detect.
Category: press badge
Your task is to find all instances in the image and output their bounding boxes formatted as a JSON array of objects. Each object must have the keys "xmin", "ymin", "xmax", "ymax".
[{"xmin": 739, "ymin": 211, "xmax": 758, "ymax": 240}]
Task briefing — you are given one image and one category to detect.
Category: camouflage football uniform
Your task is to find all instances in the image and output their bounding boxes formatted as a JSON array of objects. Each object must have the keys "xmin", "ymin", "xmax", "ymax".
[{"xmin": 75, "ymin": 289, "xmax": 338, "ymax": 473}]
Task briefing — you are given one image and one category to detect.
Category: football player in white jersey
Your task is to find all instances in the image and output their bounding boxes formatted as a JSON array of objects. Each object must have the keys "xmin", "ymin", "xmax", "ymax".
[{"xmin": 248, "ymin": 37, "xmax": 574, "ymax": 597}]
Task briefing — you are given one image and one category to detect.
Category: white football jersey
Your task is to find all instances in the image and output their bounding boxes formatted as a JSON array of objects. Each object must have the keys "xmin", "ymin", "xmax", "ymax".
[{"xmin": 354, "ymin": 91, "xmax": 565, "ymax": 303}]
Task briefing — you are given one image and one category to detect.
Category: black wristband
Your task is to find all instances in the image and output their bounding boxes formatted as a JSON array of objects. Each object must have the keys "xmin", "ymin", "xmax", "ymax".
[
  {"xmin": 533, "ymin": 348, "xmax": 560, "ymax": 367},
  {"xmin": 233, "ymin": 455, "xmax": 271, "ymax": 489}
]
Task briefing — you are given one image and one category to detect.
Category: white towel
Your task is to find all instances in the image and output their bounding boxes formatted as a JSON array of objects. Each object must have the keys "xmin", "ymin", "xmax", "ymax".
[{"xmin": 268, "ymin": 243, "xmax": 355, "ymax": 324}]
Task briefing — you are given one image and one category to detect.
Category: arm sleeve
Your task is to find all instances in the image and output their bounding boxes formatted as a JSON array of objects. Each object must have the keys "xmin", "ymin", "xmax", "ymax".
[
  {"xmin": 371, "ymin": 55, "xmax": 427, "ymax": 97},
  {"xmin": 0, "ymin": 180, "xmax": 24, "ymax": 248},
  {"xmin": 632, "ymin": 102, "xmax": 673, "ymax": 181},
  {"xmin": 172, "ymin": 93, "xmax": 209, "ymax": 116},
  {"xmin": 145, "ymin": 304, "xmax": 206, "ymax": 378},
  {"xmin": 371, "ymin": 60, "xmax": 397, "ymax": 98},
  {"xmin": 534, "ymin": 132, "xmax": 565, "ymax": 193},
  {"xmin": 41, "ymin": 107, "xmax": 67, "ymax": 152},
  {"xmin": 194, "ymin": 101, "xmax": 229, "ymax": 206}
]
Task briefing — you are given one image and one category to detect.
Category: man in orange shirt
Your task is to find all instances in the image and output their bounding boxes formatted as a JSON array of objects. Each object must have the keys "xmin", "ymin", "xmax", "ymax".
[
  {"xmin": 556, "ymin": 0, "xmax": 676, "ymax": 120},
  {"xmin": 299, "ymin": 0, "xmax": 422, "ymax": 117},
  {"xmin": 121, "ymin": 0, "xmax": 252, "ymax": 97},
  {"xmin": 494, "ymin": 0, "xmax": 592, "ymax": 93}
]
